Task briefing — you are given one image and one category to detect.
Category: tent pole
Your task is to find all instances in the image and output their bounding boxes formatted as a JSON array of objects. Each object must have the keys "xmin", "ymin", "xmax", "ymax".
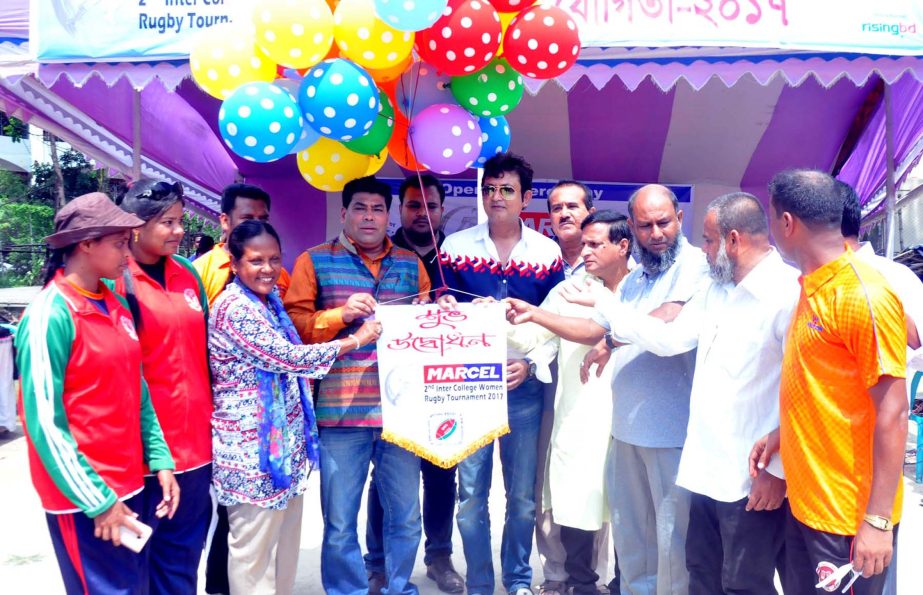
[
  {"xmin": 884, "ymin": 83, "xmax": 897, "ymax": 258},
  {"xmin": 132, "ymin": 89, "xmax": 142, "ymax": 181}
]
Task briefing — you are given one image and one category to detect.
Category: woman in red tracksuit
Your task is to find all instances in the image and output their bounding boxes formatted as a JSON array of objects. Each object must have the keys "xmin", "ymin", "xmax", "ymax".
[
  {"xmin": 17, "ymin": 192, "xmax": 179, "ymax": 595},
  {"xmin": 114, "ymin": 180, "xmax": 213, "ymax": 595}
]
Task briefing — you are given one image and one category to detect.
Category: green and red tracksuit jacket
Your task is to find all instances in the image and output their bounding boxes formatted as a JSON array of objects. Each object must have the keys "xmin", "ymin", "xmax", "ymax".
[
  {"xmin": 16, "ymin": 271, "xmax": 174, "ymax": 517},
  {"xmin": 113, "ymin": 255, "xmax": 212, "ymax": 474}
]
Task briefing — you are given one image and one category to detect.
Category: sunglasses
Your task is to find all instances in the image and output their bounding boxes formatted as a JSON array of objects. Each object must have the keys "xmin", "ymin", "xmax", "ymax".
[
  {"xmin": 136, "ymin": 181, "xmax": 184, "ymax": 202},
  {"xmin": 480, "ymin": 184, "xmax": 519, "ymax": 200}
]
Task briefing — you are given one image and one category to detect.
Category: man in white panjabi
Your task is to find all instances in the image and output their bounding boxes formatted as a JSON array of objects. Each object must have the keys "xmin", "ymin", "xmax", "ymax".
[{"xmin": 508, "ymin": 211, "xmax": 633, "ymax": 595}]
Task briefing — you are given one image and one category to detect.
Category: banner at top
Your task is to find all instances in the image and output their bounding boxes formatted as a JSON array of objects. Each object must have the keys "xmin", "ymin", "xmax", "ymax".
[
  {"xmin": 31, "ymin": 0, "xmax": 923, "ymax": 63},
  {"xmin": 562, "ymin": 0, "xmax": 923, "ymax": 54},
  {"xmin": 31, "ymin": 0, "xmax": 255, "ymax": 63}
]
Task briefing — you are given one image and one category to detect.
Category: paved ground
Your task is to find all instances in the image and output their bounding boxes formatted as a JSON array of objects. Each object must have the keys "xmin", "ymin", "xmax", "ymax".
[{"xmin": 1, "ymin": 420, "xmax": 920, "ymax": 594}]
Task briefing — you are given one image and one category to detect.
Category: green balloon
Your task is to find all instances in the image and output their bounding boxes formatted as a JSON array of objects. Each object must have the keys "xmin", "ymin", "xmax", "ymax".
[
  {"xmin": 345, "ymin": 90, "xmax": 395, "ymax": 156},
  {"xmin": 450, "ymin": 58, "xmax": 524, "ymax": 118}
]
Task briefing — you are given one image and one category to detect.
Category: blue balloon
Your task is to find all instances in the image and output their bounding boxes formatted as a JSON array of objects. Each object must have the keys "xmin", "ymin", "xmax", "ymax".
[
  {"xmin": 299, "ymin": 59, "xmax": 379, "ymax": 142},
  {"xmin": 374, "ymin": 0, "xmax": 448, "ymax": 32},
  {"xmin": 396, "ymin": 61, "xmax": 452, "ymax": 117},
  {"xmin": 475, "ymin": 115, "xmax": 511, "ymax": 166},
  {"xmin": 290, "ymin": 123, "xmax": 321, "ymax": 154},
  {"xmin": 219, "ymin": 82, "xmax": 303, "ymax": 163}
]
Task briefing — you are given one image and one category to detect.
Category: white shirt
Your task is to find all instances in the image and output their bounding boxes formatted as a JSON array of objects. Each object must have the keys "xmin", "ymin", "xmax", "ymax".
[
  {"xmin": 855, "ymin": 242, "xmax": 923, "ymax": 370},
  {"xmin": 596, "ymin": 249, "xmax": 799, "ymax": 502}
]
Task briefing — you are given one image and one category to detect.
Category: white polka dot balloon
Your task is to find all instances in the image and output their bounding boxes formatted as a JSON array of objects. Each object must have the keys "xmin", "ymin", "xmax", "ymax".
[
  {"xmin": 219, "ymin": 82, "xmax": 304, "ymax": 163},
  {"xmin": 475, "ymin": 115, "xmax": 510, "ymax": 165},
  {"xmin": 334, "ymin": 0, "xmax": 415, "ymax": 70},
  {"xmin": 253, "ymin": 0, "xmax": 334, "ymax": 69},
  {"xmin": 415, "ymin": 0, "xmax": 502, "ymax": 77},
  {"xmin": 190, "ymin": 23, "xmax": 278, "ymax": 100},
  {"xmin": 504, "ymin": 5, "xmax": 581, "ymax": 80},
  {"xmin": 298, "ymin": 59, "xmax": 380, "ymax": 142},
  {"xmin": 409, "ymin": 103, "xmax": 483, "ymax": 175},
  {"xmin": 297, "ymin": 137, "xmax": 372, "ymax": 192},
  {"xmin": 374, "ymin": 0, "xmax": 448, "ymax": 32}
]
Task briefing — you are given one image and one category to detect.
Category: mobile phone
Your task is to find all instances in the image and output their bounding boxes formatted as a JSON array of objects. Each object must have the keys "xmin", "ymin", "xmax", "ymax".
[{"xmin": 118, "ymin": 518, "xmax": 153, "ymax": 553}]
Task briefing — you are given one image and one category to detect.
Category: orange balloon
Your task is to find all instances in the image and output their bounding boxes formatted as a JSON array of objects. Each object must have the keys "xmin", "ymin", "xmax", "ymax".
[
  {"xmin": 387, "ymin": 111, "xmax": 425, "ymax": 171},
  {"xmin": 498, "ymin": 12, "xmax": 516, "ymax": 57},
  {"xmin": 367, "ymin": 55, "xmax": 413, "ymax": 84},
  {"xmin": 323, "ymin": 42, "xmax": 340, "ymax": 61}
]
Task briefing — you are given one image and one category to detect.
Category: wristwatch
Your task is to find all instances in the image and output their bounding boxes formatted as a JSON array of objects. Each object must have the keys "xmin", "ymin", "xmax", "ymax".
[
  {"xmin": 524, "ymin": 357, "xmax": 537, "ymax": 379},
  {"xmin": 604, "ymin": 332, "xmax": 619, "ymax": 350},
  {"xmin": 863, "ymin": 514, "xmax": 894, "ymax": 531}
]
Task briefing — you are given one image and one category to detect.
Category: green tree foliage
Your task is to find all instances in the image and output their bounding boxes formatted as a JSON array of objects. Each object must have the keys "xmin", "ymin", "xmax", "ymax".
[
  {"xmin": 0, "ymin": 200, "xmax": 54, "ymax": 288},
  {"xmin": 28, "ymin": 149, "xmax": 115, "ymax": 207}
]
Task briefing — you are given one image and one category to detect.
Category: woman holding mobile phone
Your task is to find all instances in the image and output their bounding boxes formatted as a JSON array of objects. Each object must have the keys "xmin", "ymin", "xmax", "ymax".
[{"xmin": 16, "ymin": 192, "xmax": 178, "ymax": 594}]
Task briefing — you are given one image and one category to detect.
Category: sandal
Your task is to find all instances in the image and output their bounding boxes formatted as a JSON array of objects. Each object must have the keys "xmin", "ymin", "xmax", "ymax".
[{"xmin": 539, "ymin": 581, "xmax": 569, "ymax": 595}]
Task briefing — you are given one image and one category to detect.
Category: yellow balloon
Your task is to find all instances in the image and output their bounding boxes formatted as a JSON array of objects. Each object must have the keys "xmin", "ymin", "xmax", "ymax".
[
  {"xmin": 498, "ymin": 12, "xmax": 516, "ymax": 57},
  {"xmin": 366, "ymin": 54, "xmax": 412, "ymax": 83},
  {"xmin": 365, "ymin": 150, "xmax": 387, "ymax": 176},
  {"xmin": 298, "ymin": 138, "xmax": 372, "ymax": 192},
  {"xmin": 190, "ymin": 24, "xmax": 277, "ymax": 100},
  {"xmin": 334, "ymin": 0, "xmax": 414, "ymax": 70},
  {"xmin": 254, "ymin": 0, "xmax": 334, "ymax": 69}
]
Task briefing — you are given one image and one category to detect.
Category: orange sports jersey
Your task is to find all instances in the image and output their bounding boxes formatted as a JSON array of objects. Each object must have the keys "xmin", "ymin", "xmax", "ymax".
[
  {"xmin": 193, "ymin": 243, "xmax": 291, "ymax": 305},
  {"xmin": 780, "ymin": 248, "xmax": 905, "ymax": 536}
]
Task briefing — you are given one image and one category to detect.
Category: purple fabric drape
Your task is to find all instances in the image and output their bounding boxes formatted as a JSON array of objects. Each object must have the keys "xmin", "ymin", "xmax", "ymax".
[
  {"xmin": 0, "ymin": 0, "xmax": 27, "ymax": 39},
  {"xmin": 837, "ymin": 74, "xmax": 923, "ymax": 205}
]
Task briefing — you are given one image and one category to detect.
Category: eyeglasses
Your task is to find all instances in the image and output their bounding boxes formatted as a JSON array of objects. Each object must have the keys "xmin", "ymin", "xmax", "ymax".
[{"xmin": 480, "ymin": 184, "xmax": 518, "ymax": 200}]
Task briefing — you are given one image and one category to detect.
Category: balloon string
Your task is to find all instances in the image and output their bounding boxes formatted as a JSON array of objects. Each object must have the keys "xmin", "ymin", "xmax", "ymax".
[
  {"xmin": 375, "ymin": 286, "xmax": 490, "ymax": 307},
  {"xmin": 403, "ymin": 55, "xmax": 450, "ymax": 295}
]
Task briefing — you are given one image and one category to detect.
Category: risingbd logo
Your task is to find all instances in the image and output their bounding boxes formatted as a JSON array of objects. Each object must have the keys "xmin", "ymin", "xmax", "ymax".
[{"xmin": 861, "ymin": 21, "xmax": 918, "ymax": 36}]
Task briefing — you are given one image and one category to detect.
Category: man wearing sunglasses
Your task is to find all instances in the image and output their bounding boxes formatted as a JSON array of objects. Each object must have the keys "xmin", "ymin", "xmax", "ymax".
[{"xmin": 437, "ymin": 152, "xmax": 564, "ymax": 595}]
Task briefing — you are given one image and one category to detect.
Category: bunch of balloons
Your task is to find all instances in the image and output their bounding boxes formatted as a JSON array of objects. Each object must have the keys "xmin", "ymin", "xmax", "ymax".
[{"xmin": 190, "ymin": 0, "xmax": 580, "ymax": 190}]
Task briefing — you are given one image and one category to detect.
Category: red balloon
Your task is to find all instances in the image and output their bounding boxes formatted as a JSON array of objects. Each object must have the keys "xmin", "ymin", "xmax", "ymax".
[
  {"xmin": 415, "ymin": 0, "xmax": 502, "ymax": 77},
  {"xmin": 504, "ymin": 5, "xmax": 580, "ymax": 80},
  {"xmin": 388, "ymin": 111, "xmax": 425, "ymax": 171},
  {"xmin": 486, "ymin": 0, "xmax": 536, "ymax": 12}
]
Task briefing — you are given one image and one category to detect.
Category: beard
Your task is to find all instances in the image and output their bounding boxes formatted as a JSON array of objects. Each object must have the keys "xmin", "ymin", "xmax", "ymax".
[
  {"xmin": 708, "ymin": 238, "xmax": 735, "ymax": 284},
  {"xmin": 635, "ymin": 232, "xmax": 683, "ymax": 275},
  {"xmin": 404, "ymin": 227, "xmax": 436, "ymax": 246}
]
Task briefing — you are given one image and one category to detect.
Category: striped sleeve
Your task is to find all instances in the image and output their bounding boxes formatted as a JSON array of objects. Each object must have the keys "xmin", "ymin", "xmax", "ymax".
[
  {"xmin": 139, "ymin": 377, "xmax": 175, "ymax": 472},
  {"xmin": 15, "ymin": 287, "xmax": 119, "ymax": 518}
]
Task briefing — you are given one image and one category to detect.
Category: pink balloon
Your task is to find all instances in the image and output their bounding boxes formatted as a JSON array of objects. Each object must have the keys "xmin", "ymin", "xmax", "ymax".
[{"xmin": 409, "ymin": 103, "xmax": 483, "ymax": 175}]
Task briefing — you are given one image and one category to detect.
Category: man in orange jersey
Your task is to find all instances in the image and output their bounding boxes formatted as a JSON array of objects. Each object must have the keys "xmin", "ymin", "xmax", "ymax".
[{"xmin": 752, "ymin": 169, "xmax": 907, "ymax": 595}]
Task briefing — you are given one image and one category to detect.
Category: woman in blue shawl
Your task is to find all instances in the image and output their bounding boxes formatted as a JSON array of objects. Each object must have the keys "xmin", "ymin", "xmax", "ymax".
[{"xmin": 208, "ymin": 220, "xmax": 381, "ymax": 593}]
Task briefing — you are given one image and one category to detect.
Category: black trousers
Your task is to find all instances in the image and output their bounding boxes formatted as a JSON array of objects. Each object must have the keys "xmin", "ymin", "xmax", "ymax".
[
  {"xmin": 204, "ymin": 504, "xmax": 229, "ymax": 594},
  {"xmin": 685, "ymin": 493, "xmax": 786, "ymax": 595},
  {"xmin": 560, "ymin": 525, "xmax": 599, "ymax": 595},
  {"xmin": 785, "ymin": 511, "xmax": 898, "ymax": 595}
]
